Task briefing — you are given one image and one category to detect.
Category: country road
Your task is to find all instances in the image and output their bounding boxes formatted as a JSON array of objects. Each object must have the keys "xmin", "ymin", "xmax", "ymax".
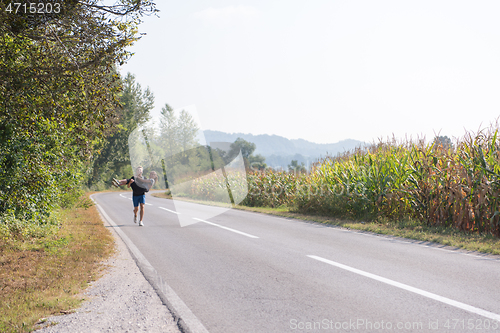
[{"xmin": 93, "ymin": 191, "xmax": 500, "ymax": 333}]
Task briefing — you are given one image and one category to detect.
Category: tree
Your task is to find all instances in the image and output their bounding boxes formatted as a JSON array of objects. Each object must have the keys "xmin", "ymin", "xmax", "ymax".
[
  {"xmin": 177, "ymin": 110, "xmax": 200, "ymax": 161},
  {"xmin": 433, "ymin": 135, "xmax": 453, "ymax": 150},
  {"xmin": 157, "ymin": 106, "xmax": 204, "ymax": 183},
  {"xmin": 160, "ymin": 103, "xmax": 179, "ymax": 157},
  {"xmin": 88, "ymin": 73, "xmax": 155, "ymax": 188},
  {"xmin": 231, "ymin": 138, "xmax": 256, "ymax": 160},
  {"xmin": 159, "ymin": 106, "xmax": 200, "ymax": 159},
  {"xmin": 288, "ymin": 160, "xmax": 306, "ymax": 174},
  {"xmin": 249, "ymin": 154, "xmax": 267, "ymax": 170},
  {"xmin": 0, "ymin": 1, "xmax": 158, "ymax": 218},
  {"xmin": 228, "ymin": 138, "xmax": 267, "ymax": 170}
]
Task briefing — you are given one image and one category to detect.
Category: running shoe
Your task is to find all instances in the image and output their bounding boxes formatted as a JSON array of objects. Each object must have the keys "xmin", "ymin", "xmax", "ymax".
[
  {"xmin": 134, "ymin": 215, "xmax": 137, "ymax": 223},
  {"xmin": 139, "ymin": 220, "xmax": 144, "ymax": 226}
]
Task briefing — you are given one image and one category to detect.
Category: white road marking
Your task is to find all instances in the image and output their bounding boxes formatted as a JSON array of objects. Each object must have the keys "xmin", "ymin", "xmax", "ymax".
[
  {"xmin": 422, "ymin": 246, "xmax": 456, "ymax": 253},
  {"xmin": 120, "ymin": 193, "xmax": 154, "ymax": 205},
  {"xmin": 193, "ymin": 218, "xmax": 259, "ymax": 239},
  {"xmin": 391, "ymin": 240, "xmax": 411, "ymax": 244},
  {"xmin": 91, "ymin": 198, "xmax": 209, "ymax": 333},
  {"xmin": 463, "ymin": 253, "xmax": 498, "ymax": 260},
  {"xmin": 308, "ymin": 255, "xmax": 500, "ymax": 321},
  {"xmin": 119, "ymin": 193, "xmax": 131, "ymax": 200},
  {"xmin": 159, "ymin": 207, "xmax": 180, "ymax": 215},
  {"xmin": 339, "ymin": 228, "xmax": 498, "ymax": 261},
  {"xmin": 353, "ymin": 232, "xmax": 377, "ymax": 237}
]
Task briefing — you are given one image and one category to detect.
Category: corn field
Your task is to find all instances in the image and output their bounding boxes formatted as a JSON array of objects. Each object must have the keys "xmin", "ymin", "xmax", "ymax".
[
  {"xmin": 305, "ymin": 129, "xmax": 500, "ymax": 236},
  {"xmin": 180, "ymin": 128, "xmax": 500, "ymax": 237}
]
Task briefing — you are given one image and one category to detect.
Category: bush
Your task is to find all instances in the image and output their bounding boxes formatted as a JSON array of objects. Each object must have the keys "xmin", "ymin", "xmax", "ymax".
[
  {"xmin": 0, "ymin": 212, "xmax": 59, "ymax": 243},
  {"xmin": 60, "ymin": 188, "xmax": 85, "ymax": 209}
]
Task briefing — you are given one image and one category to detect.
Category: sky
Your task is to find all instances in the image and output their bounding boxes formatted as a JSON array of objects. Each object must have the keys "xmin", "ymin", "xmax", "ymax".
[{"xmin": 121, "ymin": 0, "xmax": 500, "ymax": 144}]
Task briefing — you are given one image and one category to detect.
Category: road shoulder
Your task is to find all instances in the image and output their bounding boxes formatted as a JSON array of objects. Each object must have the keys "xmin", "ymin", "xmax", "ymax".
[{"xmin": 35, "ymin": 203, "xmax": 181, "ymax": 333}]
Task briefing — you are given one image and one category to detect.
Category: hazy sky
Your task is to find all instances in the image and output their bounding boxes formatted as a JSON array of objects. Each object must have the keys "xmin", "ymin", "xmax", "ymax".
[{"xmin": 121, "ymin": 0, "xmax": 500, "ymax": 144}]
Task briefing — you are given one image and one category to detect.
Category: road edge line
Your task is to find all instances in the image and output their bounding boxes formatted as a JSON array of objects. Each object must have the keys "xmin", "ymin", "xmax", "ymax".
[
  {"xmin": 308, "ymin": 255, "xmax": 500, "ymax": 322},
  {"xmin": 91, "ymin": 194, "xmax": 209, "ymax": 333}
]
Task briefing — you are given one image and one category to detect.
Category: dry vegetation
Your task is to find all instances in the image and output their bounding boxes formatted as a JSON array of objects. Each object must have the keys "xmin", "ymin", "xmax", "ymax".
[{"xmin": 0, "ymin": 195, "xmax": 114, "ymax": 333}]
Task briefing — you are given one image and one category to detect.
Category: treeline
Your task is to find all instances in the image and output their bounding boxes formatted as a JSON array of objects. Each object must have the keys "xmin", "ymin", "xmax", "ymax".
[
  {"xmin": 88, "ymin": 73, "xmax": 155, "ymax": 190},
  {"xmin": 123, "ymin": 106, "xmax": 268, "ymax": 190},
  {"xmin": 0, "ymin": 1, "xmax": 158, "ymax": 229}
]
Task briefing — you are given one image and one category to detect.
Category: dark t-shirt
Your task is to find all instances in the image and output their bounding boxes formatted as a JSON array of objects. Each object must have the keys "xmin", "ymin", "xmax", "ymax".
[{"xmin": 127, "ymin": 176, "xmax": 147, "ymax": 196}]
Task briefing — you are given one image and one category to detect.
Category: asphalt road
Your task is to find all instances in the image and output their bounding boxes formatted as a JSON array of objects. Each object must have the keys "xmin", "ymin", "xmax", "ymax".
[{"xmin": 94, "ymin": 191, "xmax": 500, "ymax": 333}]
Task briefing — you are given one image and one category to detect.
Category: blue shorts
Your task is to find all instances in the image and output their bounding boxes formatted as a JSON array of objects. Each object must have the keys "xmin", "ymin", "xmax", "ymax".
[{"xmin": 132, "ymin": 195, "xmax": 146, "ymax": 207}]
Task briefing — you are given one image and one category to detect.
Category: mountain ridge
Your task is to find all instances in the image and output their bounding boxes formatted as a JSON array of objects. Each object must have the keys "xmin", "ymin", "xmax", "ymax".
[{"xmin": 202, "ymin": 130, "xmax": 366, "ymax": 168}]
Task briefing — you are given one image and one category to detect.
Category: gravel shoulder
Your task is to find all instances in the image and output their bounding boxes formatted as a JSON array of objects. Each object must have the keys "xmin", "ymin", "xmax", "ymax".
[{"xmin": 35, "ymin": 211, "xmax": 181, "ymax": 333}]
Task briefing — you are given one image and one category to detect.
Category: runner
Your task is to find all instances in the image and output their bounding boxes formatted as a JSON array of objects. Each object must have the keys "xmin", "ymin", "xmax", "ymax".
[{"xmin": 113, "ymin": 166, "xmax": 149, "ymax": 226}]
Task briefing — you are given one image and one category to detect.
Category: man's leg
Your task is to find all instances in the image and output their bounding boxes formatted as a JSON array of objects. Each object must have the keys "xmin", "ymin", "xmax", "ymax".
[
  {"xmin": 132, "ymin": 195, "xmax": 140, "ymax": 223},
  {"xmin": 133, "ymin": 206, "xmax": 138, "ymax": 223},
  {"xmin": 113, "ymin": 178, "xmax": 128, "ymax": 187},
  {"xmin": 139, "ymin": 203, "xmax": 145, "ymax": 222},
  {"xmin": 138, "ymin": 195, "xmax": 146, "ymax": 226}
]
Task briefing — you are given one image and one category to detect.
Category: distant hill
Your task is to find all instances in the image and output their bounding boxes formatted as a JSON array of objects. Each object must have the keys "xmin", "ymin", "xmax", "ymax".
[{"xmin": 202, "ymin": 130, "xmax": 366, "ymax": 169}]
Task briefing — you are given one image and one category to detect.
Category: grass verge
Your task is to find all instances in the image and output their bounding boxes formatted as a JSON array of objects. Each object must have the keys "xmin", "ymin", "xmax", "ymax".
[
  {"xmin": 152, "ymin": 192, "xmax": 500, "ymax": 255},
  {"xmin": 0, "ymin": 194, "xmax": 115, "ymax": 333}
]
